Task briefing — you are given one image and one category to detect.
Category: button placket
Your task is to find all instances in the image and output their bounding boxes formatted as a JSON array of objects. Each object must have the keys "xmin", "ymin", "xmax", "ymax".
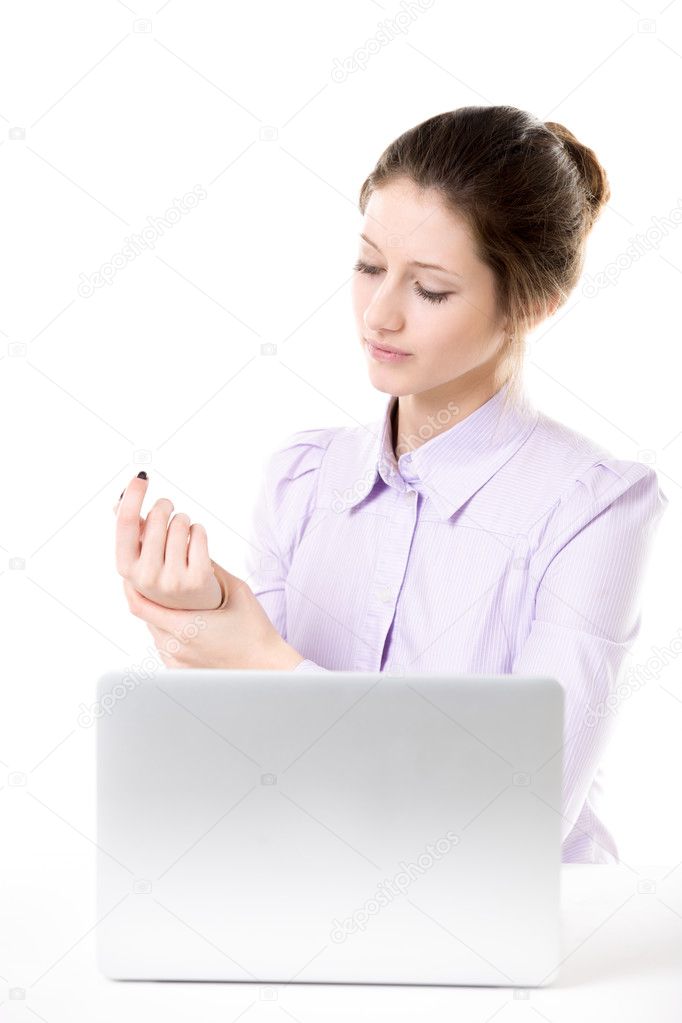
[{"xmin": 354, "ymin": 486, "xmax": 419, "ymax": 672}]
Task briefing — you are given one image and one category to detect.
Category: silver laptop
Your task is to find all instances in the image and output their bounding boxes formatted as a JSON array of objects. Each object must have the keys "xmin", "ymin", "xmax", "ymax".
[{"xmin": 95, "ymin": 668, "xmax": 564, "ymax": 986}]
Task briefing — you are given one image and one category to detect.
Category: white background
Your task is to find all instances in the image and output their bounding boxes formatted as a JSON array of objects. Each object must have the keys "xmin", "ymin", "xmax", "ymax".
[{"xmin": 0, "ymin": 0, "xmax": 681, "ymax": 1010}]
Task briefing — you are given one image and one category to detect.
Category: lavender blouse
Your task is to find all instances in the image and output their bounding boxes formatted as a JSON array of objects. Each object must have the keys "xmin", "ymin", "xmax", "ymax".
[{"xmin": 245, "ymin": 379, "xmax": 668, "ymax": 864}]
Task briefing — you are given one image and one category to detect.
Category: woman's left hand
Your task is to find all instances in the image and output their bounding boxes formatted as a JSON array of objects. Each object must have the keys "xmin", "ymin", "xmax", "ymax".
[{"xmin": 121, "ymin": 563, "xmax": 305, "ymax": 671}]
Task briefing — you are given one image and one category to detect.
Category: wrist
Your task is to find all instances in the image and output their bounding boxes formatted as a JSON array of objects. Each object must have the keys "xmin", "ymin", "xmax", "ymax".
[{"xmin": 262, "ymin": 636, "xmax": 305, "ymax": 671}]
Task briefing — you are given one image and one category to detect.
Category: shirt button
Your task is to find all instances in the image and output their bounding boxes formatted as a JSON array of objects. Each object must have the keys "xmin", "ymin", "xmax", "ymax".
[
  {"xmin": 377, "ymin": 586, "xmax": 393, "ymax": 603},
  {"xmin": 405, "ymin": 488, "xmax": 417, "ymax": 499}
]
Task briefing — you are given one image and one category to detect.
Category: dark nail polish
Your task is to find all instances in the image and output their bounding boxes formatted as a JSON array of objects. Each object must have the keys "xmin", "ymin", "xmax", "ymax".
[{"xmin": 137, "ymin": 471, "xmax": 148, "ymax": 480}]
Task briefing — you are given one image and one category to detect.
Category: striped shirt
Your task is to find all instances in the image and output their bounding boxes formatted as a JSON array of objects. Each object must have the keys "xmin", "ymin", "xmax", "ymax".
[{"xmin": 245, "ymin": 379, "xmax": 668, "ymax": 863}]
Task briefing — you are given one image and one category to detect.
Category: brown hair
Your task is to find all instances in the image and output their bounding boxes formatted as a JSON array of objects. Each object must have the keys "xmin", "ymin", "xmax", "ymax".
[{"xmin": 358, "ymin": 105, "xmax": 611, "ymax": 408}]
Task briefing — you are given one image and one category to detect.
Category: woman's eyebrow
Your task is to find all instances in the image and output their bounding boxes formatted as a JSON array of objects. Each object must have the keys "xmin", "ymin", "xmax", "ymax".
[{"xmin": 359, "ymin": 232, "xmax": 463, "ymax": 278}]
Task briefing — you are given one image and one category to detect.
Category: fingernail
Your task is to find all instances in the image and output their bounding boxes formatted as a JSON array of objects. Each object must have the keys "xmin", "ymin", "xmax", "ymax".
[{"xmin": 137, "ymin": 471, "xmax": 148, "ymax": 480}]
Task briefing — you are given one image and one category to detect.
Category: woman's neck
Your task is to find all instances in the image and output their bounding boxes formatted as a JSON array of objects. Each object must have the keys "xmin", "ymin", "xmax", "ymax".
[{"xmin": 391, "ymin": 374, "xmax": 510, "ymax": 460}]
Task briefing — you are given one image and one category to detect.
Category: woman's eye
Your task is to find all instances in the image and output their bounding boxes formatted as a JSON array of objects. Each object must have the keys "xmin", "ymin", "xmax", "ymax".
[
  {"xmin": 413, "ymin": 283, "xmax": 450, "ymax": 305},
  {"xmin": 353, "ymin": 259, "xmax": 451, "ymax": 305},
  {"xmin": 353, "ymin": 259, "xmax": 381, "ymax": 276}
]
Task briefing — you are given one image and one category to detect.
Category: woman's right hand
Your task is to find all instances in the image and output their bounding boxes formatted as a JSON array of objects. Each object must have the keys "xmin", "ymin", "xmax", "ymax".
[{"xmin": 113, "ymin": 472, "xmax": 227, "ymax": 611}]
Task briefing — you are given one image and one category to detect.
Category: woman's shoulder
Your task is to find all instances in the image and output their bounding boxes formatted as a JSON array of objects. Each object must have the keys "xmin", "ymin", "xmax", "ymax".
[
  {"xmin": 260, "ymin": 422, "xmax": 358, "ymax": 514},
  {"xmin": 483, "ymin": 404, "xmax": 668, "ymax": 538},
  {"xmin": 265, "ymin": 417, "xmax": 378, "ymax": 481},
  {"xmin": 266, "ymin": 426, "xmax": 339, "ymax": 482},
  {"xmin": 249, "ymin": 427, "xmax": 343, "ymax": 566},
  {"xmin": 517, "ymin": 409, "xmax": 668, "ymax": 542},
  {"xmin": 529, "ymin": 409, "xmax": 664, "ymax": 493},
  {"xmin": 261, "ymin": 421, "xmax": 380, "ymax": 529}
]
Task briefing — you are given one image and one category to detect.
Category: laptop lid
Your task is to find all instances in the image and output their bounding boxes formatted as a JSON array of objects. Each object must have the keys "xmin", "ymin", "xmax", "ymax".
[{"xmin": 95, "ymin": 668, "xmax": 563, "ymax": 986}]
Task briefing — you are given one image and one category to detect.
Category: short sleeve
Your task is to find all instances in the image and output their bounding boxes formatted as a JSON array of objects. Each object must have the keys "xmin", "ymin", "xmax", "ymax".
[
  {"xmin": 511, "ymin": 460, "xmax": 668, "ymax": 846},
  {"xmin": 244, "ymin": 428, "xmax": 334, "ymax": 670}
]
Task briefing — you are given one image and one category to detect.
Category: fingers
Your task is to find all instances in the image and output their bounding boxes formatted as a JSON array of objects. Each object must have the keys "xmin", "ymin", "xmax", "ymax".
[
  {"xmin": 115, "ymin": 473, "xmax": 150, "ymax": 576},
  {"xmin": 164, "ymin": 513, "xmax": 191, "ymax": 573},
  {"xmin": 113, "ymin": 504, "xmax": 147, "ymax": 542},
  {"xmin": 137, "ymin": 498, "xmax": 174, "ymax": 579},
  {"xmin": 187, "ymin": 522, "xmax": 210, "ymax": 573},
  {"xmin": 114, "ymin": 475, "xmax": 207, "ymax": 603},
  {"xmin": 113, "ymin": 495, "xmax": 146, "ymax": 538}
]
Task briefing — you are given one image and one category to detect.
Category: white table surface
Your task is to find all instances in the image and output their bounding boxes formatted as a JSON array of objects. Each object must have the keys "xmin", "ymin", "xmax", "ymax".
[{"xmin": 2, "ymin": 858, "xmax": 681, "ymax": 1020}]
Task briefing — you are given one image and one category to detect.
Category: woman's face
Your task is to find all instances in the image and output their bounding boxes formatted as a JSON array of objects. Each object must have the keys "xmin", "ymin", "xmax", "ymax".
[{"xmin": 352, "ymin": 177, "xmax": 510, "ymax": 397}]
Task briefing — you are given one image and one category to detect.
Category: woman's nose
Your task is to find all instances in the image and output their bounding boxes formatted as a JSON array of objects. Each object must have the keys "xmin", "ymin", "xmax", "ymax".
[{"xmin": 364, "ymin": 289, "xmax": 405, "ymax": 333}]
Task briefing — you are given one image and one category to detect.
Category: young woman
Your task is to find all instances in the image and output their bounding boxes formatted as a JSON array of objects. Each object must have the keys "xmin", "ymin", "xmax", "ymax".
[{"xmin": 115, "ymin": 106, "xmax": 668, "ymax": 865}]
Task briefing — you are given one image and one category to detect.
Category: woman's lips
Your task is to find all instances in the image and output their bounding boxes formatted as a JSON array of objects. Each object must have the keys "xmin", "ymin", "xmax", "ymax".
[{"xmin": 365, "ymin": 339, "xmax": 413, "ymax": 362}]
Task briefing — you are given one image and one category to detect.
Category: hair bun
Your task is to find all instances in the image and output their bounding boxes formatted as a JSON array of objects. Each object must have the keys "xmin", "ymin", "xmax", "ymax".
[{"xmin": 544, "ymin": 120, "xmax": 611, "ymax": 226}]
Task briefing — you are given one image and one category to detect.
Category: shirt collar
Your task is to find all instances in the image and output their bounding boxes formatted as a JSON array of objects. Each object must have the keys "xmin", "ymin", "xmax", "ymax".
[{"xmin": 343, "ymin": 379, "xmax": 539, "ymax": 521}]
